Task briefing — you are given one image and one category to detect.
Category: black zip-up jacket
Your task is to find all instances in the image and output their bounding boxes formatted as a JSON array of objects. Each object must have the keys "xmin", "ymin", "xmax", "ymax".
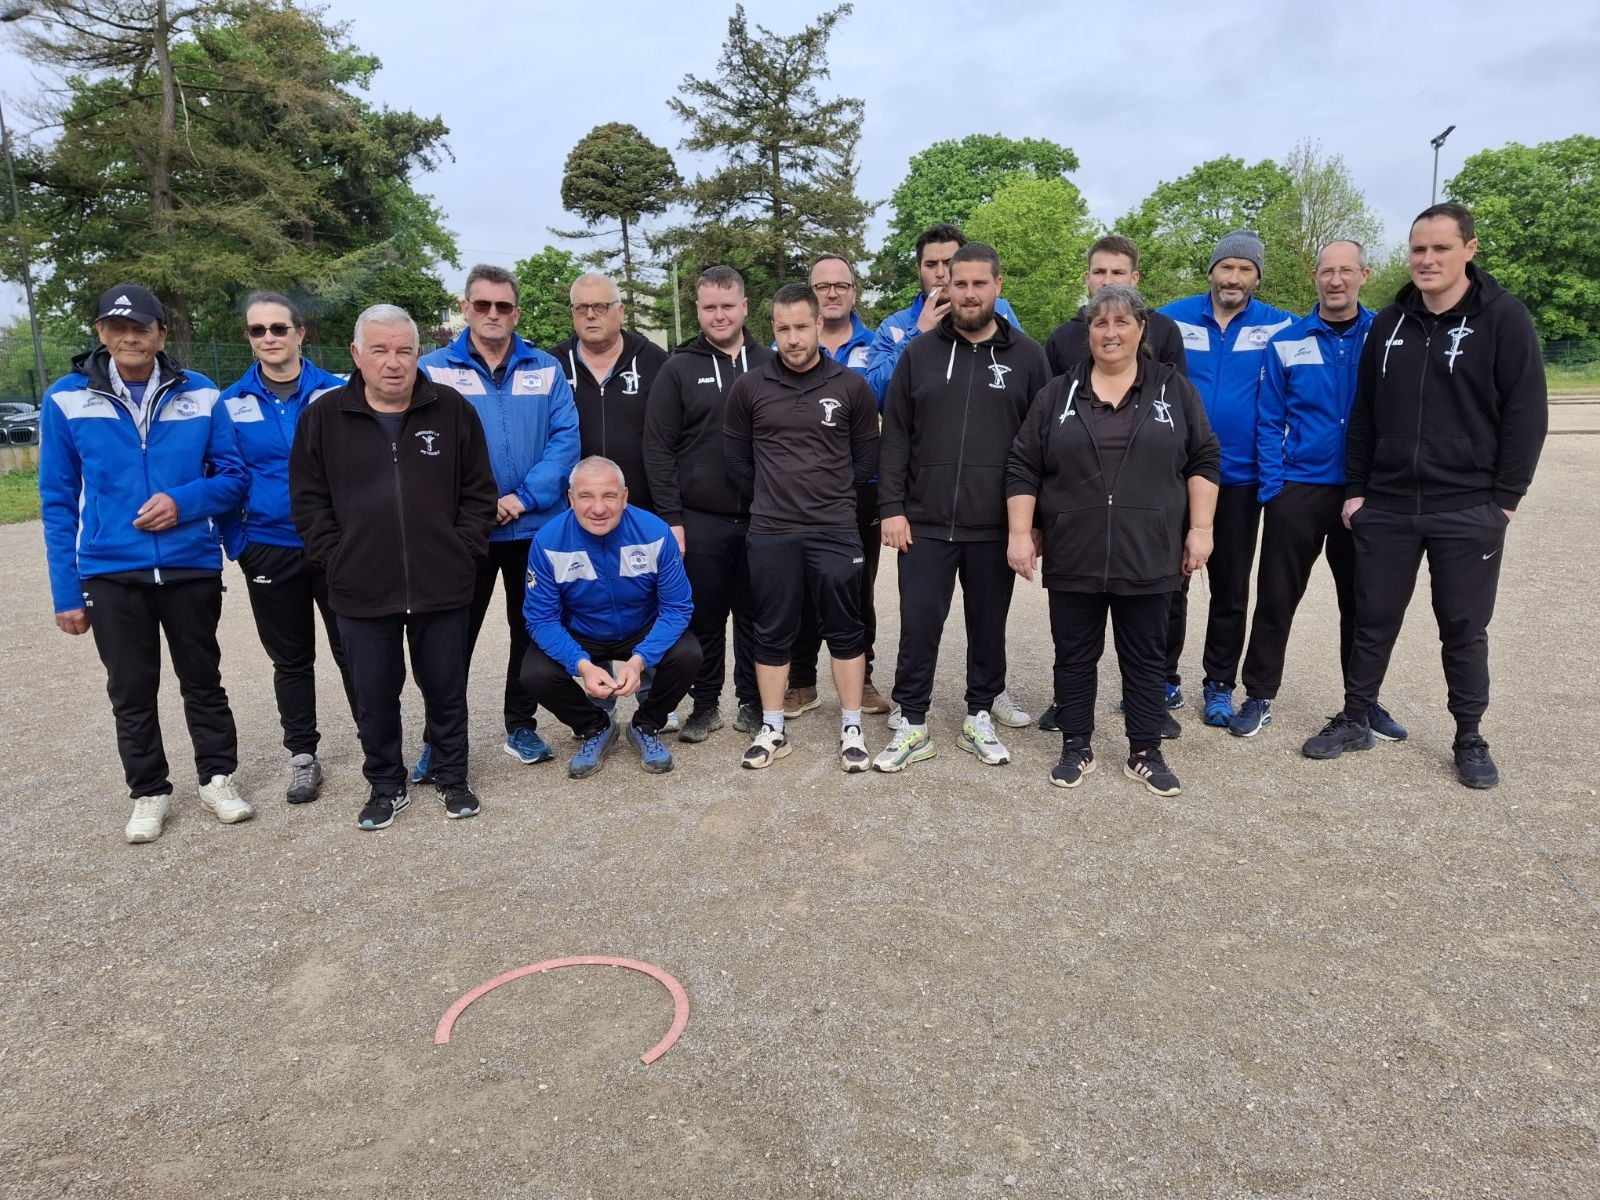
[
  {"xmin": 289, "ymin": 370, "xmax": 498, "ymax": 618},
  {"xmin": 549, "ymin": 330, "xmax": 670, "ymax": 514},
  {"xmin": 1045, "ymin": 307, "xmax": 1188, "ymax": 379},
  {"xmin": 1346, "ymin": 264, "xmax": 1547, "ymax": 514},
  {"xmin": 879, "ymin": 315, "xmax": 1050, "ymax": 541},
  {"xmin": 642, "ymin": 329, "xmax": 774, "ymax": 524},
  {"xmin": 1007, "ymin": 358, "xmax": 1220, "ymax": 595},
  {"xmin": 722, "ymin": 355, "xmax": 879, "ymax": 534}
]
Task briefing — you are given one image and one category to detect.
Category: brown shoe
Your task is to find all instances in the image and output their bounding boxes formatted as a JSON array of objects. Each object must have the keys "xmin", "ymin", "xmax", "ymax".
[
  {"xmin": 783, "ymin": 686, "xmax": 820, "ymax": 718},
  {"xmin": 860, "ymin": 681, "xmax": 891, "ymax": 715}
]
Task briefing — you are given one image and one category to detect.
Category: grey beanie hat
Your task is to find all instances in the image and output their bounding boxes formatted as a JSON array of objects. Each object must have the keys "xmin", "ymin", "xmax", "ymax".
[{"xmin": 1209, "ymin": 229, "xmax": 1264, "ymax": 276}]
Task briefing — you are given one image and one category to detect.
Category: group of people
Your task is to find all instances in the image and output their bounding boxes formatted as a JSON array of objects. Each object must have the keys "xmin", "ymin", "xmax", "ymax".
[{"xmin": 37, "ymin": 200, "xmax": 1548, "ymax": 840}]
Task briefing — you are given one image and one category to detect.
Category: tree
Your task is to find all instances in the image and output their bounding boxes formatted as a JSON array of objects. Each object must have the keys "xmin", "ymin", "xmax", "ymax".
[
  {"xmin": 870, "ymin": 134, "xmax": 1081, "ymax": 314},
  {"xmin": 1447, "ymin": 134, "xmax": 1600, "ymax": 341},
  {"xmin": 1117, "ymin": 156, "xmax": 1292, "ymax": 306},
  {"xmin": 661, "ymin": 3, "xmax": 872, "ymax": 340},
  {"xmin": 964, "ymin": 175, "xmax": 1095, "ymax": 335},
  {"xmin": 513, "ymin": 245, "xmax": 583, "ymax": 351},
  {"xmin": 1257, "ymin": 140, "xmax": 1384, "ymax": 314},
  {"xmin": 555, "ymin": 122, "xmax": 679, "ymax": 326}
]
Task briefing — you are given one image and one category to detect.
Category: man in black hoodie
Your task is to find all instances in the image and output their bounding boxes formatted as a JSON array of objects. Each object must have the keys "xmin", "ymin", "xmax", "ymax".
[
  {"xmin": 874, "ymin": 243, "xmax": 1051, "ymax": 774},
  {"xmin": 1302, "ymin": 204, "xmax": 1548, "ymax": 788},
  {"xmin": 291, "ymin": 304, "xmax": 499, "ymax": 830},
  {"xmin": 642, "ymin": 266, "xmax": 772, "ymax": 741}
]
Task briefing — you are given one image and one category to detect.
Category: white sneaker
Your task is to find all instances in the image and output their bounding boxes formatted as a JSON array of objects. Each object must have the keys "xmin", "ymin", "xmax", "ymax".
[
  {"xmin": 873, "ymin": 723, "xmax": 935, "ymax": 772},
  {"xmin": 886, "ymin": 703, "xmax": 931, "ymax": 732},
  {"xmin": 839, "ymin": 724, "xmax": 870, "ymax": 773},
  {"xmin": 990, "ymin": 690, "xmax": 1032, "ymax": 728},
  {"xmin": 125, "ymin": 794, "xmax": 170, "ymax": 843},
  {"xmin": 958, "ymin": 711, "xmax": 1011, "ymax": 766},
  {"xmin": 740, "ymin": 724, "xmax": 792, "ymax": 770},
  {"xmin": 198, "ymin": 774, "xmax": 255, "ymax": 824},
  {"xmin": 663, "ymin": 709, "xmax": 681, "ymax": 734}
]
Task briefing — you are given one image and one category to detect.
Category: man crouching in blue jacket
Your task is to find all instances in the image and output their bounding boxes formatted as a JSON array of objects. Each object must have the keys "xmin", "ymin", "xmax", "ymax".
[{"xmin": 521, "ymin": 456, "xmax": 701, "ymax": 780}]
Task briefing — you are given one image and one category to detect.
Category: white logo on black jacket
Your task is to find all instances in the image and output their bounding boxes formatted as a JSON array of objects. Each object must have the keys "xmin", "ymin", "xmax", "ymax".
[{"xmin": 818, "ymin": 397, "xmax": 842, "ymax": 427}]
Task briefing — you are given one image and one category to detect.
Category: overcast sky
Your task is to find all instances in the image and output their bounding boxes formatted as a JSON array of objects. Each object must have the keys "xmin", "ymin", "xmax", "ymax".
[{"xmin": 3, "ymin": 0, "xmax": 1598, "ymax": 326}]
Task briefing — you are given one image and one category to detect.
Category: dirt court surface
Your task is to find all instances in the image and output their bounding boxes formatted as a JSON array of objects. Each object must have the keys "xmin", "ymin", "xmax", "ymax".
[{"xmin": 2, "ymin": 441, "xmax": 1596, "ymax": 1199}]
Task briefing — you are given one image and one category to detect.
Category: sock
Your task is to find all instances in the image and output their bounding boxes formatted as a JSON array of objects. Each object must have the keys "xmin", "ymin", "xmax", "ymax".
[
  {"xmin": 840, "ymin": 708, "xmax": 862, "ymax": 731},
  {"xmin": 1456, "ymin": 719, "xmax": 1480, "ymax": 741},
  {"xmin": 762, "ymin": 710, "xmax": 785, "ymax": 733}
]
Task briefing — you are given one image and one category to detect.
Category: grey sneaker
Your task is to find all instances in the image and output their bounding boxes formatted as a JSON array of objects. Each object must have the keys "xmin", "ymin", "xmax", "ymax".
[
  {"xmin": 990, "ymin": 690, "xmax": 1032, "ymax": 729},
  {"xmin": 957, "ymin": 711, "xmax": 1011, "ymax": 766},
  {"xmin": 286, "ymin": 753, "xmax": 323, "ymax": 804}
]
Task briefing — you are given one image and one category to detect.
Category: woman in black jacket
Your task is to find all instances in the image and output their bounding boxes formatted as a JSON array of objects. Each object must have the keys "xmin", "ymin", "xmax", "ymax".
[{"xmin": 1005, "ymin": 286, "xmax": 1221, "ymax": 796}]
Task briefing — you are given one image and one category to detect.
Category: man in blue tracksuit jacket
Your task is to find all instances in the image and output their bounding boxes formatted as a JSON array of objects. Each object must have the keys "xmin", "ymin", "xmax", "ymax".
[
  {"xmin": 416, "ymin": 264, "xmax": 580, "ymax": 776},
  {"xmin": 39, "ymin": 283, "xmax": 252, "ymax": 843},
  {"xmin": 521, "ymin": 456, "xmax": 701, "ymax": 779},
  {"xmin": 1158, "ymin": 230, "xmax": 1294, "ymax": 727}
]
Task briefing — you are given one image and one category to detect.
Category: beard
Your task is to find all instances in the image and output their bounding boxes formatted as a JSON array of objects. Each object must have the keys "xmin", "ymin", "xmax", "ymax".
[{"xmin": 952, "ymin": 300, "xmax": 996, "ymax": 331}]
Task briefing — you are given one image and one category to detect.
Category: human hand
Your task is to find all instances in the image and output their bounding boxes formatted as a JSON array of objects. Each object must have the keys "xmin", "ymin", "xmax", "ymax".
[
  {"xmin": 1341, "ymin": 497, "xmax": 1364, "ymax": 530},
  {"xmin": 880, "ymin": 515, "xmax": 912, "ymax": 552},
  {"xmin": 132, "ymin": 493, "xmax": 178, "ymax": 531},
  {"xmin": 670, "ymin": 525, "xmax": 686, "ymax": 554},
  {"xmin": 1183, "ymin": 527, "xmax": 1214, "ymax": 575},
  {"xmin": 56, "ymin": 608, "xmax": 89, "ymax": 635},
  {"xmin": 1006, "ymin": 531, "xmax": 1037, "ymax": 581},
  {"xmin": 915, "ymin": 288, "xmax": 949, "ymax": 333},
  {"xmin": 576, "ymin": 659, "xmax": 619, "ymax": 699},
  {"xmin": 611, "ymin": 655, "xmax": 645, "ymax": 698},
  {"xmin": 497, "ymin": 493, "xmax": 526, "ymax": 525}
]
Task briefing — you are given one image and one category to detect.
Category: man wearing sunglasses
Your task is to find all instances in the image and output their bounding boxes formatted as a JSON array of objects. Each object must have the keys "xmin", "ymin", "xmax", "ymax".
[{"xmin": 417, "ymin": 264, "xmax": 579, "ymax": 779}]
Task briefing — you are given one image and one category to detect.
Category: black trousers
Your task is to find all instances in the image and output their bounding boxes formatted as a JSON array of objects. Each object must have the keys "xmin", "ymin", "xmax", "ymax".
[
  {"xmin": 521, "ymin": 628, "xmax": 703, "ymax": 737},
  {"xmin": 1165, "ymin": 578, "xmax": 1189, "ymax": 686},
  {"xmin": 1342, "ymin": 502, "xmax": 1508, "ymax": 729},
  {"xmin": 791, "ymin": 483, "xmax": 881, "ymax": 688},
  {"xmin": 466, "ymin": 538, "xmax": 539, "ymax": 735},
  {"xmin": 84, "ymin": 575, "xmax": 238, "ymax": 799},
  {"xmin": 1202, "ymin": 483, "xmax": 1262, "ymax": 687},
  {"xmin": 1049, "ymin": 589, "xmax": 1169, "ymax": 752},
  {"xmin": 240, "ymin": 543, "xmax": 358, "ymax": 755},
  {"xmin": 339, "ymin": 606, "xmax": 471, "ymax": 792},
  {"xmin": 682, "ymin": 508, "xmax": 758, "ymax": 709},
  {"xmin": 890, "ymin": 537, "xmax": 1014, "ymax": 724},
  {"xmin": 1240, "ymin": 483, "xmax": 1356, "ymax": 700},
  {"xmin": 746, "ymin": 529, "xmax": 866, "ymax": 666}
]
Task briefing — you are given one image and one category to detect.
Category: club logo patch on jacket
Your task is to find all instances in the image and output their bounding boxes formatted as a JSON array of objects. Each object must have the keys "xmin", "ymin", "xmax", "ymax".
[
  {"xmin": 415, "ymin": 429, "xmax": 441, "ymax": 457},
  {"xmin": 543, "ymin": 548, "xmax": 597, "ymax": 583},
  {"xmin": 513, "ymin": 367, "xmax": 555, "ymax": 396},
  {"xmin": 988, "ymin": 362, "xmax": 1011, "ymax": 390},
  {"xmin": 620, "ymin": 366, "xmax": 641, "ymax": 395},
  {"xmin": 227, "ymin": 396, "xmax": 265, "ymax": 423},
  {"xmin": 619, "ymin": 539, "xmax": 663, "ymax": 578},
  {"xmin": 818, "ymin": 397, "xmax": 843, "ymax": 427},
  {"xmin": 1176, "ymin": 322, "xmax": 1210, "ymax": 352},
  {"xmin": 1444, "ymin": 321, "xmax": 1474, "ymax": 373}
]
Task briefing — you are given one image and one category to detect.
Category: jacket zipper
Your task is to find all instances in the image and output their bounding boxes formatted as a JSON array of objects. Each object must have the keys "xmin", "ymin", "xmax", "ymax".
[
  {"xmin": 948, "ymin": 343, "xmax": 977, "ymax": 540},
  {"xmin": 117, "ymin": 375, "xmax": 179, "ymax": 582},
  {"xmin": 390, "ymin": 429, "xmax": 414, "ymax": 614},
  {"xmin": 1412, "ymin": 321, "xmax": 1434, "ymax": 515}
]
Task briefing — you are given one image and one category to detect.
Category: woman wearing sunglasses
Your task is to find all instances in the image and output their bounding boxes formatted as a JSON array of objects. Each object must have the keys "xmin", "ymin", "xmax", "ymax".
[{"xmin": 217, "ymin": 291, "xmax": 357, "ymax": 805}]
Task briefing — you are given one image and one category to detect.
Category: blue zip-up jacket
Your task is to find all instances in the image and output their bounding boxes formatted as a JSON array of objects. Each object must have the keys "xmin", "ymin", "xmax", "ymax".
[
  {"xmin": 523, "ymin": 506, "xmax": 694, "ymax": 675},
  {"xmin": 826, "ymin": 312, "xmax": 876, "ymax": 373},
  {"xmin": 1158, "ymin": 293, "xmax": 1295, "ymax": 486},
  {"xmin": 216, "ymin": 358, "xmax": 344, "ymax": 557},
  {"xmin": 1256, "ymin": 305, "xmax": 1375, "ymax": 504},
  {"xmin": 39, "ymin": 347, "xmax": 246, "ymax": 614},
  {"xmin": 420, "ymin": 329, "xmax": 579, "ymax": 541},
  {"xmin": 863, "ymin": 294, "xmax": 1021, "ymax": 406}
]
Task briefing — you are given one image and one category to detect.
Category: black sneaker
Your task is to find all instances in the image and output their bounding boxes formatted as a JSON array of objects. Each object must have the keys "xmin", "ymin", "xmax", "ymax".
[
  {"xmin": 1050, "ymin": 738, "xmax": 1095, "ymax": 788},
  {"xmin": 733, "ymin": 701, "xmax": 762, "ymax": 735},
  {"xmin": 1161, "ymin": 712, "xmax": 1182, "ymax": 740},
  {"xmin": 1453, "ymin": 735, "xmax": 1499, "ymax": 789},
  {"xmin": 437, "ymin": 783, "xmax": 481, "ymax": 819},
  {"xmin": 1125, "ymin": 748, "xmax": 1181, "ymax": 797},
  {"xmin": 678, "ymin": 704, "xmax": 723, "ymax": 744},
  {"xmin": 358, "ymin": 788, "xmax": 409, "ymax": 831},
  {"xmin": 1301, "ymin": 713, "xmax": 1375, "ymax": 759},
  {"xmin": 1037, "ymin": 703, "xmax": 1061, "ymax": 732}
]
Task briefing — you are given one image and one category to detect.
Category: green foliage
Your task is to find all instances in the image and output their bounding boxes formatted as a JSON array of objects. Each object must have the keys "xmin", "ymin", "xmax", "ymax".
[
  {"xmin": 964, "ymin": 176, "xmax": 1096, "ymax": 335},
  {"xmin": 1256, "ymin": 141, "xmax": 1385, "ymax": 315},
  {"xmin": 870, "ymin": 134, "xmax": 1081, "ymax": 315},
  {"xmin": 513, "ymin": 246, "xmax": 584, "ymax": 351},
  {"xmin": 1447, "ymin": 134, "xmax": 1600, "ymax": 341},
  {"xmin": 0, "ymin": 468, "xmax": 41, "ymax": 525},
  {"xmin": 1361, "ymin": 244, "xmax": 1413, "ymax": 313}
]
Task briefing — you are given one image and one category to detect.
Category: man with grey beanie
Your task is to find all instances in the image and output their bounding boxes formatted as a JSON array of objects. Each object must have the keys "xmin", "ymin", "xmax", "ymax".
[{"xmin": 1159, "ymin": 232, "xmax": 1294, "ymax": 730}]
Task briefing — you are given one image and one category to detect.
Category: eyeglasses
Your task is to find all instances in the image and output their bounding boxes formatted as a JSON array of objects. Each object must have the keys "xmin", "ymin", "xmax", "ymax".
[
  {"xmin": 812, "ymin": 282, "xmax": 854, "ymax": 295},
  {"xmin": 469, "ymin": 299, "xmax": 517, "ymax": 315},
  {"xmin": 246, "ymin": 323, "xmax": 294, "ymax": 339},
  {"xmin": 571, "ymin": 302, "xmax": 619, "ymax": 318}
]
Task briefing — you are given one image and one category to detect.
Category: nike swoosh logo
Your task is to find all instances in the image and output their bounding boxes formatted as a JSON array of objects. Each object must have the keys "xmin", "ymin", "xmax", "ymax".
[{"xmin": 1481, "ymin": 550, "xmax": 1498, "ymax": 560}]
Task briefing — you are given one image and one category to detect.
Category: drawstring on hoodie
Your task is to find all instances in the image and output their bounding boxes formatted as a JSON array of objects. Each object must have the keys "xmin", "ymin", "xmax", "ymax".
[
  {"xmin": 565, "ymin": 348, "xmax": 577, "ymax": 390},
  {"xmin": 1058, "ymin": 378, "xmax": 1080, "ymax": 424},
  {"xmin": 1381, "ymin": 313, "xmax": 1407, "ymax": 378},
  {"xmin": 715, "ymin": 343, "xmax": 747, "ymax": 391},
  {"xmin": 944, "ymin": 339, "xmax": 957, "ymax": 383}
]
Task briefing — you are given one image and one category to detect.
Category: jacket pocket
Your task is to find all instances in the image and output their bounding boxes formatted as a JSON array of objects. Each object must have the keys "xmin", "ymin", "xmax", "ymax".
[
  {"xmin": 1108, "ymin": 504, "xmax": 1177, "ymax": 586},
  {"xmin": 1371, "ymin": 436, "xmax": 1411, "ymax": 481},
  {"xmin": 1044, "ymin": 505, "xmax": 1106, "ymax": 579},
  {"xmin": 1420, "ymin": 434, "xmax": 1480, "ymax": 484},
  {"xmin": 907, "ymin": 461, "xmax": 959, "ymax": 527}
]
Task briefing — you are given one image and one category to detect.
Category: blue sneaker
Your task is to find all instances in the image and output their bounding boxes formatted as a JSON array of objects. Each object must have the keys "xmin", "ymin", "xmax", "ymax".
[
  {"xmin": 409, "ymin": 742, "xmax": 433, "ymax": 785},
  {"xmin": 1228, "ymin": 696, "xmax": 1273, "ymax": 738},
  {"xmin": 1165, "ymin": 683, "xmax": 1184, "ymax": 710},
  {"xmin": 1202, "ymin": 680, "xmax": 1234, "ymax": 728},
  {"xmin": 568, "ymin": 720, "xmax": 619, "ymax": 779},
  {"xmin": 1368, "ymin": 701, "xmax": 1408, "ymax": 742},
  {"xmin": 626, "ymin": 723, "xmax": 674, "ymax": 774},
  {"xmin": 504, "ymin": 725, "xmax": 554, "ymax": 765}
]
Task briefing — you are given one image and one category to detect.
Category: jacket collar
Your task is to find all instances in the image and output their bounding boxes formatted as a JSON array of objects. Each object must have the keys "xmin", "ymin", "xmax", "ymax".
[
  {"xmin": 338, "ymin": 369, "xmax": 438, "ymax": 414},
  {"xmin": 237, "ymin": 357, "xmax": 334, "ymax": 403},
  {"xmin": 1303, "ymin": 304, "xmax": 1375, "ymax": 338},
  {"xmin": 823, "ymin": 312, "xmax": 874, "ymax": 361},
  {"xmin": 760, "ymin": 352, "xmax": 846, "ymax": 391},
  {"xmin": 441, "ymin": 327, "xmax": 539, "ymax": 373}
]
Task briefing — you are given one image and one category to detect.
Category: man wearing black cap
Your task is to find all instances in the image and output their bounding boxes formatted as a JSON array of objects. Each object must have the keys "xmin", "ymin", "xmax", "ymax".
[{"xmin": 39, "ymin": 284, "xmax": 253, "ymax": 843}]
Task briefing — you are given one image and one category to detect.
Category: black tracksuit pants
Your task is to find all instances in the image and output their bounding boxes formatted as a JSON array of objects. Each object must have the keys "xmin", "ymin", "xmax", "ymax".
[
  {"xmin": 84, "ymin": 575, "xmax": 238, "ymax": 799},
  {"xmin": 791, "ymin": 483, "xmax": 880, "ymax": 689},
  {"xmin": 890, "ymin": 537, "xmax": 1014, "ymax": 725},
  {"xmin": 1240, "ymin": 483, "xmax": 1356, "ymax": 700},
  {"xmin": 1342, "ymin": 502, "xmax": 1508, "ymax": 731},
  {"xmin": 1164, "ymin": 578, "xmax": 1189, "ymax": 686},
  {"xmin": 682, "ymin": 508, "xmax": 759, "ymax": 711},
  {"xmin": 1202, "ymin": 483, "xmax": 1262, "ymax": 688},
  {"xmin": 339, "ymin": 606, "xmax": 471, "ymax": 793},
  {"xmin": 1049, "ymin": 589, "xmax": 1169, "ymax": 753},
  {"xmin": 239, "ymin": 543, "xmax": 358, "ymax": 756},
  {"xmin": 521, "ymin": 629, "xmax": 703, "ymax": 738}
]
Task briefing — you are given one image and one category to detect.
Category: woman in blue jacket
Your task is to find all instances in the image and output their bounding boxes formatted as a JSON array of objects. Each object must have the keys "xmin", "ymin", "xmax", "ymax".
[{"xmin": 218, "ymin": 291, "xmax": 356, "ymax": 805}]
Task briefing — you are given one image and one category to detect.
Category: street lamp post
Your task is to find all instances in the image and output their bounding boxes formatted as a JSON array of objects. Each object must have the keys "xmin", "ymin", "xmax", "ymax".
[
  {"xmin": 1430, "ymin": 124, "xmax": 1456, "ymax": 206},
  {"xmin": 1, "ymin": 4, "xmax": 49, "ymax": 402}
]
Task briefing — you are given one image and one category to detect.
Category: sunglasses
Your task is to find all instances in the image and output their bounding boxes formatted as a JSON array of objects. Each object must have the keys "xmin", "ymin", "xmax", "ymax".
[
  {"xmin": 470, "ymin": 299, "xmax": 517, "ymax": 315},
  {"xmin": 246, "ymin": 323, "xmax": 295, "ymax": 338},
  {"xmin": 571, "ymin": 302, "xmax": 618, "ymax": 318}
]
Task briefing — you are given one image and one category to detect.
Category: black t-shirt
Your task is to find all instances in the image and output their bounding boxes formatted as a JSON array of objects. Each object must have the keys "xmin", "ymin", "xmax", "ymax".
[
  {"xmin": 367, "ymin": 405, "xmax": 406, "ymax": 443},
  {"xmin": 1324, "ymin": 314, "xmax": 1361, "ymax": 334},
  {"xmin": 1087, "ymin": 390, "xmax": 1142, "ymax": 489},
  {"xmin": 264, "ymin": 370, "xmax": 301, "ymax": 400}
]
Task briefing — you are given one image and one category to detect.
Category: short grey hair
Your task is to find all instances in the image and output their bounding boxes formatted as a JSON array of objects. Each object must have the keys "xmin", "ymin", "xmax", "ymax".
[
  {"xmin": 568, "ymin": 455, "xmax": 627, "ymax": 491},
  {"xmin": 466, "ymin": 263, "xmax": 519, "ymax": 303},
  {"xmin": 1317, "ymin": 239, "xmax": 1369, "ymax": 269},
  {"xmin": 353, "ymin": 304, "xmax": 419, "ymax": 350},
  {"xmin": 1082, "ymin": 284, "xmax": 1150, "ymax": 329},
  {"xmin": 569, "ymin": 272, "xmax": 622, "ymax": 305}
]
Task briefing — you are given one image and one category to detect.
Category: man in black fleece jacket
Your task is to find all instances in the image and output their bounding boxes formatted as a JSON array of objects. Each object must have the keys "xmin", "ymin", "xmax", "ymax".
[
  {"xmin": 642, "ymin": 266, "xmax": 773, "ymax": 740},
  {"xmin": 875, "ymin": 243, "xmax": 1051, "ymax": 773},
  {"xmin": 1302, "ymin": 204, "xmax": 1548, "ymax": 788}
]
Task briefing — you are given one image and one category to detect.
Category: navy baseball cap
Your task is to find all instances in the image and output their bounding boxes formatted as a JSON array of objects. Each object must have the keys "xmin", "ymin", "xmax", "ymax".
[{"xmin": 94, "ymin": 284, "xmax": 165, "ymax": 326}]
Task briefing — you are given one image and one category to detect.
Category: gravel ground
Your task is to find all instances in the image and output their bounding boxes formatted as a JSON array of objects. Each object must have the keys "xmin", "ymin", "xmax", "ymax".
[{"xmin": 2, "ymin": 440, "xmax": 1596, "ymax": 1199}]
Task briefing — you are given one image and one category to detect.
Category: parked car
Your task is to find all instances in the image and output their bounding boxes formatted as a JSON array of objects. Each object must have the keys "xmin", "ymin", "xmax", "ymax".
[{"xmin": 1, "ymin": 402, "xmax": 40, "ymax": 446}]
